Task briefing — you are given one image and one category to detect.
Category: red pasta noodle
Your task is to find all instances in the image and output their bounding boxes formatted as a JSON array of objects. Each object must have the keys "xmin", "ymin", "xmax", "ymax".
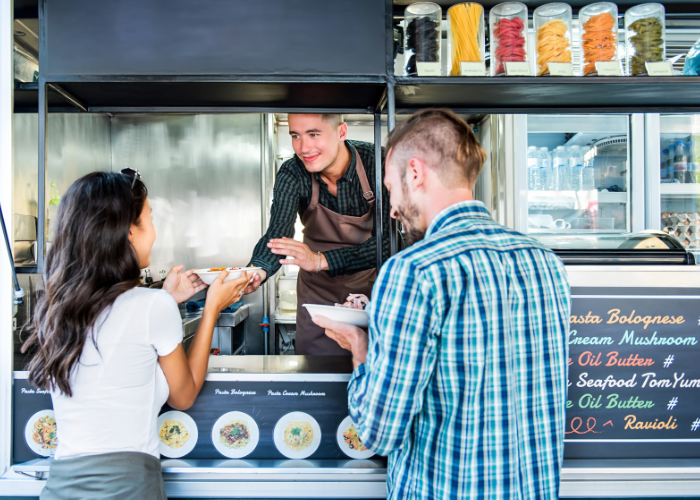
[{"xmin": 493, "ymin": 17, "xmax": 527, "ymax": 75}]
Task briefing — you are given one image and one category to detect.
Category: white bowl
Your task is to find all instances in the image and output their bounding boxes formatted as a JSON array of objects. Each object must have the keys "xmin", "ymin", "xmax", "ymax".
[
  {"xmin": 302, "ymin": 304, "xmax": 369, "ymax": 328},
  {"xmin": 194, "ymin": 267, "xmax": 262, "ymax": 286}
]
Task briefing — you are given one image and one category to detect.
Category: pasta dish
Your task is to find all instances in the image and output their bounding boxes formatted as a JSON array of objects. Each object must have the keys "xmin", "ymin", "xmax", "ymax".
[
  {"xmin": 219, "ymin": 420, "xmax": 250, "ymax": 449},
  {"xmin": 32, "ymin": 415, "xmax": 58, "ymax": 450},
  {"xmin": 159, "ymin": 419, "xmax": 190, "ymax": 449},
  {"xmin": 343, "ymin": 425, "xmax": 368, "ymax": 452},
  {"xmin": 283, "ymin": 421, "xmax": 314, "ymax": 451}
]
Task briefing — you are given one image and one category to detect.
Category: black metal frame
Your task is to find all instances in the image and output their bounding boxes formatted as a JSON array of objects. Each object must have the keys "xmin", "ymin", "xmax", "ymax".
[{"xmin": 24, "ymin": 0, "xmax": 700, "ymax": 274}]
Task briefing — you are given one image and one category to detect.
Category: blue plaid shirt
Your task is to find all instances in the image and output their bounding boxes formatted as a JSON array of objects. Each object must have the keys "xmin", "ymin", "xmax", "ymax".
[{"xmin": 349, "ymin": 201, "xmax": 570, "ymax": 499}]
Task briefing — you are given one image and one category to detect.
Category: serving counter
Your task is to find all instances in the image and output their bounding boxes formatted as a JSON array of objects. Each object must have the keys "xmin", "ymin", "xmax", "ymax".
[{"xmin": 5, "ymin": 282, "xmax": 700, "ymax": 499}]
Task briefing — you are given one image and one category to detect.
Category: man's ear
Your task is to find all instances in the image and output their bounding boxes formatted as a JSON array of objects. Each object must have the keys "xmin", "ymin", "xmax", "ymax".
[
  {"xmin": 338, "ymin": 122, "xmax": 348, "ymax": 142},
  {"xmin": 406, "ymin": 157, "xmax": 427, "ymax": 190}
]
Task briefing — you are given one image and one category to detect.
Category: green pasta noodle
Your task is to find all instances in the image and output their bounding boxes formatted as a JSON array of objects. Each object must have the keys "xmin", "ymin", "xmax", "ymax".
[{"xmin": 628, "ymin": 17, "xmax": 663, "ymax": 75}]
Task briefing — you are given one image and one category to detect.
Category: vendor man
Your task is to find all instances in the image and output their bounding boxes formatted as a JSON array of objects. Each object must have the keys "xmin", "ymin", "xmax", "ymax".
[{"xmin": 244, "ymin": 114, "xmax": 390, "ymax": 355}]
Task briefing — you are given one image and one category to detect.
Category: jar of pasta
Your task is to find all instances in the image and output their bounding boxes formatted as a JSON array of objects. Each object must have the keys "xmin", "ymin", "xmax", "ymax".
[
  {"xmin": 489, "ymin": 2, "xmax": 529, "ymax": 76},
  {"xmin": 534, "ymin": 3, "xmax": 573, "ymax": 76},
  {"xmin": 404, "ymin": 2, "xmax": 442, "ymax": 77},
  {"xmin": 579, "ymin": 2, "xmax": 619, "ymax": 76},
  {"xmin": 447, "ymin": 3, "xmax": 486, "ymax": 76},
  {"xmin": 625, "ymin": 3, "xmax": 665, "ymax": 76}
]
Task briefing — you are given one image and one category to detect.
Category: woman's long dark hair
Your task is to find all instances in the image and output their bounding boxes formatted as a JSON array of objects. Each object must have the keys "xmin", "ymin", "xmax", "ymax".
[{"xmin": 22, "ymin": 172, "xmax": 148, "ymax": 396}]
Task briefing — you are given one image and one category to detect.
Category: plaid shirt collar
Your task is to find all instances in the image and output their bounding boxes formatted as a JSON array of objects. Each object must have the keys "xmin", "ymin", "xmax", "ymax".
[{"xmin": 426, "ymin": 200, "xmax": 492, "ymax": 239}]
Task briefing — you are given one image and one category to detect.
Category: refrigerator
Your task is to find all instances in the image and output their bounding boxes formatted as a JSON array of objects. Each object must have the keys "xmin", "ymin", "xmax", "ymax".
[{"xmin": 478, "ymin": 113, "xmax": 695, "ymax": 265}]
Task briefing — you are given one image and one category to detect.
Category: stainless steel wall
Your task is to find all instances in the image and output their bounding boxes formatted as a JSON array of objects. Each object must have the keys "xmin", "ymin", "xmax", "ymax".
[
  {"xmin": 13, "ymin": 113, "xmax": 112, "ymax": 218},
  {"xmin": 110, "ymin": 114, "xmax": 265, "ymax": 353}
]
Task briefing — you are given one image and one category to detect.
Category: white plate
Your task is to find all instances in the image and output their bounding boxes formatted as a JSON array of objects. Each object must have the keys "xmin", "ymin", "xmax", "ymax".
[
  {"xmin": 336, "ymin": 416, "xmax": 375, "ymax": 459},
  {"xmin": 25, "ymin": 410, "xmax": 58, "ymax": 457},
  {"xmin": 302, "ymin": 304, "xmax": 369, "ymax": 328},
  {"xmin": 273, "ymin": 412, "xmax": 321, "ymax": 459},
  {"xmin": 212, "ymin": 411, "xmax": 260, "ymax": 458},
  {"xmin": 194, "ymin": 267, "xmax": 262, "ymax": 286},
  {"xmin": 158, "ymin": 411, "xmax": 198, "ymax": 459}
]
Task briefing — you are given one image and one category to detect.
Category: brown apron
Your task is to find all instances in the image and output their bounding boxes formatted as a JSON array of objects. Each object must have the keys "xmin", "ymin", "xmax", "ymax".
[{"xmin": 296, "ymin": 147, "xmax": 377, "ymax": 355}]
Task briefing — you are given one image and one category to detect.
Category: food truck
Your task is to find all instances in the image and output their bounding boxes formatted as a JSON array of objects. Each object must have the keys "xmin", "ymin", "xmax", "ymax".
[{"xmin": 2, "ymin": 0, "xmax": 700, "ymax": 497}]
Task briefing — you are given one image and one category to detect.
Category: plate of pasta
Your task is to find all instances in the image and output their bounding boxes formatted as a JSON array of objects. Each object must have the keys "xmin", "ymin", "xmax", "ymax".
[
  {"xmin": 273, "ymin": 412, "xmax": 321, "ymax": 459},
  {"xmin": 158, "ymin": 411, "xmax": 198, "ymax": 458},
  {"xmin": 25, "ymin": 410, "xmax": 58, "ymax": 457},
  {"xmin": 212, "ymin": 411, "xmax": 259, "ymax": 459},
  {"xmin": 336, "ymin": 416, "xmax": 374, "ymax": 459}
]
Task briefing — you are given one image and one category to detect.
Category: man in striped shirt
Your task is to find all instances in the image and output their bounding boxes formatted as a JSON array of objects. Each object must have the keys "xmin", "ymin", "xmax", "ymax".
[{"xmin": 314, "ymin": 109, "xmax": 570, "ymax": 499}]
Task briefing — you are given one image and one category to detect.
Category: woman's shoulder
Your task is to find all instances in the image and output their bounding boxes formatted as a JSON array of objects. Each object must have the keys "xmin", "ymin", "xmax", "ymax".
[{"xmin": 116, "ymin": 287, "xmax": 179, "ymax": 314}]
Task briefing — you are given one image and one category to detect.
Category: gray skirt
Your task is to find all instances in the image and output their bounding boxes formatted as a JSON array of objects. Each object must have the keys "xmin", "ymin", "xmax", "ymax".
[{"xmin": 41, "ymin": 451, "xmax": 167, "ymax": 500}]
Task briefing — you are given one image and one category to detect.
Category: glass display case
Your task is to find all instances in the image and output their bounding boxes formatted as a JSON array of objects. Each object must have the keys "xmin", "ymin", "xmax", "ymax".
[
  {"xmin": 524, "ymin": 114, "xmax": 632, "ymax": 240},
  {"xmin": 658, "ymin": 114, "xmax": 700, "ymax": 259}
]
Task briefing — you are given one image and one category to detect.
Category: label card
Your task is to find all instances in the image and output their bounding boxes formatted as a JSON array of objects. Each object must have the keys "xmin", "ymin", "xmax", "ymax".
[
  {"xmin": 595, "ymin": 61, "xmax": 622, "ymax": 76},
  {"xmin": 416, "ymin": 62, "xmax": 441, "ymax": 77},
  {"xmin": 505, "ymin": 62, "xmax": 531, "ymax": 76},
  {"xmin": 645, "ymin": 61, "xmax": 673, "ymax": 76},
  {"xmin": 460, "ymin": 61, "xmax": 486, "ymax": 77},
  {"xmin": 547, "ymin": 62, "xmax": 574, "ymax": 77}
]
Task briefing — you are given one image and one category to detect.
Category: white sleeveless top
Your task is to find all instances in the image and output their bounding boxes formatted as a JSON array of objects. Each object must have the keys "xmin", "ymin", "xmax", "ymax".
[{"xmin": 50, "ymin": 287, "xmax": 183, "ymax": 460}]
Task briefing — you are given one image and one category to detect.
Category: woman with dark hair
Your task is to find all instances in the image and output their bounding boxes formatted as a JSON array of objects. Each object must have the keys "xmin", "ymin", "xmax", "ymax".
[{"xmin": 22, "ymin": 170, "xmax": 250, "ymax": 500}]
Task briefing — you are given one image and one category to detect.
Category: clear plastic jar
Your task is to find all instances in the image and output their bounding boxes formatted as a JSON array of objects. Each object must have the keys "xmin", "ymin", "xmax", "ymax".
[
  {"xmin": 447, "ymin": 3, "xmax": 485, "ymax": 76},
  {"xmin": 625, "ymin": 3, "xmax": 665, "ymax": 76},
  {"xmin": 534, "ymin": 3, "xmax": 573, "ymax": 76},
  {"xmin": 404, "ymin": 2, "xmax": 442, "ymax": 77},
  {"xmin": 579, "ymin": 2, "xmax": 619, "ymax": 76},
  {"xmin": 489, "ymin": 2, "xmax": 529, "ymax": 76}
]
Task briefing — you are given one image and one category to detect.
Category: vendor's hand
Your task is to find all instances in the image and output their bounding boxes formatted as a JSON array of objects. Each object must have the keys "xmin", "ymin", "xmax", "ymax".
[
  {"xmin": 243, "ymin": 270, "xmax": 267, "ymax": 295},
  {"xmin": 203, "ymin": 271, "xmax": 252, "ymax": 316},
  {"xmin": 312, "ymin": 316, "xmax": 368, "ymax": 369},
  {"xmin": 162, "ymin": 265, "xmax": 207, "ymax": 304},
  {"xmin": 268, "ymin": 237, "xmax": 328, "ymax": 273}
]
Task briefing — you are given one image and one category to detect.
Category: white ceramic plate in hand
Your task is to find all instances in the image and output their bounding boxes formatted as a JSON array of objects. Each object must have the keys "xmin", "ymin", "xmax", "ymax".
[
  {"xmin": 273, "ymin": 412, "xmax": 321, "ymax": 459},
  {"xmin": 212, "ymin": 411, "xmax": 260, "ymax": 459},
  {"xmin": 25, "ymin": 410, "xmax": 58, "ymax": 457},
  {"xmin": 302, "ymin": 304, "xmax": 369, "ymax": 328},
  {"xmin": 336, "ymin": 416, "xmax": 375, "ymax": 459},
  {"xmin": 158, "ymin": 411, "xmax": 198, "ymax": 459},
  {"xmin": 194, "ymin": 267, "xmax": 262, "ymax": 285}
]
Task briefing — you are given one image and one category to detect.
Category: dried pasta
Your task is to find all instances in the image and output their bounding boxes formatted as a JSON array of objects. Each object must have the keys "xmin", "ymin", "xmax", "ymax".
[
  {"xmin": 492, "ymin": 17, "xmax": 527, "ymax": 75},
  {"xmin": 628, "ymin": 17, "xmax": 663, "ymax": 75},
  {"xmin": 536, "ymin": 19, "xmax": 572, "ymax": 76},
  {"xmin": 449, "ymin": 3, "xmax": 484, "ymax": 75},
  {"xmin": 582, "ymin": 12, "xmax": 617, "ymax": 75}
]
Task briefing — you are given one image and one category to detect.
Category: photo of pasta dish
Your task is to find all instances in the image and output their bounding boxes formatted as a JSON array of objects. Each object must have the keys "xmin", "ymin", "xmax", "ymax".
[
  {"xmin": 219, "ymin": 420, "xmax": 250, "ymax": 449},
  {"xmin": 283, "ymin": 421, "xmax": 314, "ymax": 451},
  {"xmin": 32, "ymin": 415, "xmax": 58, "ymax": 450},
  {"xmin": 342, "ymin": 425, "xmax": 368, "ymax": 452},
  {"xmin": 159, "ymin": 419, "xmax": 190, "ymax": 449}
]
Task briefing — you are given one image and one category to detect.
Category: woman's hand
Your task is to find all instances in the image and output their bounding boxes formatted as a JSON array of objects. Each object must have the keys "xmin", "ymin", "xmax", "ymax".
[
  {"xmin": 163, "ymin": 265, "xmax": 207, "ymax": 304},
  {"xmin": 203, "ymin": 271, "xmax": 253, "ymax": 316}
]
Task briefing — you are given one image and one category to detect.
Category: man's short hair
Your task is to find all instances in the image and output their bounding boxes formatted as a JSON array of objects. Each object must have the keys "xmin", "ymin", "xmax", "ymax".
[
  {"xmin": 386, "ymin": 109, "xmax": 486, "ymax": 188},
  {"xmin": 321, "ymin": 114, "xmax": 345, "ymax": 129}
]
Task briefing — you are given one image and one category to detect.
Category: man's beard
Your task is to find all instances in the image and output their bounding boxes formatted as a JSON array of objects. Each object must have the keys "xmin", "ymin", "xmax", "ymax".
[{"xmin": 394, "ymin": 182, "xmax": 425, "ymax": 246}]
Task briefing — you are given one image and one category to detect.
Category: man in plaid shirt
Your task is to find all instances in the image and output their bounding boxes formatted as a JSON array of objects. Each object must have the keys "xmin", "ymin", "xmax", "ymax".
[{"xmin": 315, "ymin": 109, "xmax": 570, "ymax": 499}]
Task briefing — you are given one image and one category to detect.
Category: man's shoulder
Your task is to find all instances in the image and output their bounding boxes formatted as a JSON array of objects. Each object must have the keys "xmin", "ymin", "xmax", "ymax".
[
  {"xmin": 394, "ymin": 220, "xmax": 562, "ymax": 272},
  {"xmin": 347, "ymin": 140, "xmax": 382, "ymax": 159}
]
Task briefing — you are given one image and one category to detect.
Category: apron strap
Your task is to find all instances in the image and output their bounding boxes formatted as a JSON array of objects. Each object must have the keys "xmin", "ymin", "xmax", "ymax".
[
  {"xmin": 308, "ymin": 169, "xmax": 321, "ymax": 211},
  {"xmin": 352, "ymin": 145, "xmax": 376, "ymax": 209}
]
